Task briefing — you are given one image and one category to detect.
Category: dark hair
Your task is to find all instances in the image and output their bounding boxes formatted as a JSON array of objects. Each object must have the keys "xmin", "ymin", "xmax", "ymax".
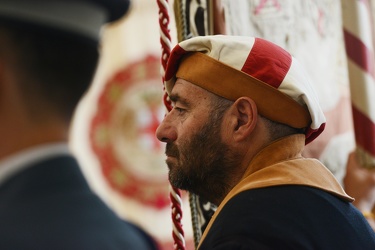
[
  {"xmin": 260, "ymin": 115, "xmax": 305, "ymax": 140},
  {"xmin": 210, "ymin": 93, "xmax": 233, "ymax": 122},
  {"xmin": 0, "ymin": 23, "xmax": 99, "ymax": 122}
]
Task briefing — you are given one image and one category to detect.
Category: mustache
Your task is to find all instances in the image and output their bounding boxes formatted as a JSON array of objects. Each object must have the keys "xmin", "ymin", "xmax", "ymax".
[{"xmin": 166, "ymin": 143, "xmax": 179, "ymax": 158}]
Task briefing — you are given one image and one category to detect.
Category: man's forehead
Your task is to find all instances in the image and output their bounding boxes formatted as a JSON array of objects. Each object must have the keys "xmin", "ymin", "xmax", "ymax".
[
  {"xmin": 172, "ymin": 78, "xmax": 208, "ymax": 95},
  {"xmin": 170, "ymin": 78, "xmax": 213, "ymax": 105}
]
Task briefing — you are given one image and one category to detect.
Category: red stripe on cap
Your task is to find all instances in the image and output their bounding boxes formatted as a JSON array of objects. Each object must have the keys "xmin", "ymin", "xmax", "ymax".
[
  {"xmin": 305, "ymin": 123, "xmax": 325, "ymax": 145},
  {"xmin": 241, "ymin": 38, "xmax": 292, "ymax": 88},
  {"xmin": 165, "ymin": 45, "xmax": 188, "ymax": 81},
  {"xmin": 352, "ymin": 105, "xmax": 375, "ymax": 156}
]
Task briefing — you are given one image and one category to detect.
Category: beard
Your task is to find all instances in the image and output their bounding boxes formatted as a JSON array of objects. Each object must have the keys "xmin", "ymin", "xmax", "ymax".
[{"xmin": 165, "ymin": 113, "xmax": 241, "ymax": 204}]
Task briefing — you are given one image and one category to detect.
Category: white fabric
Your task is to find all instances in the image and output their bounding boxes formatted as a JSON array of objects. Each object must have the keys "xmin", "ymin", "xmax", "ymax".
[
  {"xmin": 282, "ymin": 57, "xmax": 326, "ymax": 130},
  {"xmin": 182, "ymin": 35, "xmax": 256, "ymax": 70}
]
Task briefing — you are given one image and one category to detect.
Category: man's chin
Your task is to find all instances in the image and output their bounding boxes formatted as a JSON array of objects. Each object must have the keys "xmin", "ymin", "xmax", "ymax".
[
  {"xmin": 166, "ymin": 157, "xmax": 178, "ymax": 169},
  {"xmin": 168, "ymin": 171, "xmax": 187, "ymax": 191}
]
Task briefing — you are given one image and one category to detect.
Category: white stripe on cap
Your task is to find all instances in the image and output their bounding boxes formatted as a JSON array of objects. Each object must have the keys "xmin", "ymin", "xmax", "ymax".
[
  {"xmin": 179, "ymin": 35, "xmax": 255, "ymax": 71},
  {"xmin": 282, "ymin": 57, "xmax": 325, "ymax": 131}
]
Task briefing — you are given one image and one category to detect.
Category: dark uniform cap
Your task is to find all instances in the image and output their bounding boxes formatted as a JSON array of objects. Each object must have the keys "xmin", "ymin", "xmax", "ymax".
[{"xmin": 0, "ymin": 0, "xmax": 131, "ymax": 42}]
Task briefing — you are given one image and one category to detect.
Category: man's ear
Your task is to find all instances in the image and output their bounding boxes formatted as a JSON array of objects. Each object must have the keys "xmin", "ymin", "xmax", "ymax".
[{"xmin": 229, "ymin": 97, "xmax": 258, "ymax": 141}]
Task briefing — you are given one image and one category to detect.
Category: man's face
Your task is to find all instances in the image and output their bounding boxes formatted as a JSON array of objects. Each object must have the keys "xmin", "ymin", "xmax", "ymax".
[{"xmin": 156, "ymin": 79, "xmax": 239, "ymax": 204}]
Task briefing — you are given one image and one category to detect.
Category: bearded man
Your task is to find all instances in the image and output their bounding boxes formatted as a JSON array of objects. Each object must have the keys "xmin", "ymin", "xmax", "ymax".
[{"xmin": 156, "ymin": 35, "xmax": 375, "ymax": 249}]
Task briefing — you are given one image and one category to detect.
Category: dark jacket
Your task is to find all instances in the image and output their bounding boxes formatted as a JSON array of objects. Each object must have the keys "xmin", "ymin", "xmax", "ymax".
[
  {"xmin": 0, "ymin": 156, "xmax": 158, "ymax": 250},
  {"xmin": 199, "ymin": 135, "xmax": 375, "ymax": 249},
  {"xmin": 199, "ymin": 185, "xmax": 375, "ymax": 249}
]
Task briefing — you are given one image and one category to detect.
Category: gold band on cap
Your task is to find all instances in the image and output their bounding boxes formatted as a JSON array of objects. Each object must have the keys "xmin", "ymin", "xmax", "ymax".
[{"xmin": 175, "ymin": 52, "xmax": 311, "ymax": 129}]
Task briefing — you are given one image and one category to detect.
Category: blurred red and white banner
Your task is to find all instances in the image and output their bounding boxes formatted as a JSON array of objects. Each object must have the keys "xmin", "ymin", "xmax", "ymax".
[{"xmin": 342, "ymin": 0, "xmax": 375, "ymax": 169}]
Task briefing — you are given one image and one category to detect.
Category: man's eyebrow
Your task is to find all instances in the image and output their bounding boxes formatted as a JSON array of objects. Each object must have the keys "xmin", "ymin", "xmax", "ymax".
[{"xmin": 169, "ymin": 93, "xmax": 190, "ymax": 107}]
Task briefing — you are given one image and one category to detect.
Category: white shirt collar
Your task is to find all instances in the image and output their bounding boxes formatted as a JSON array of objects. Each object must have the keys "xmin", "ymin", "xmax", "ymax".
[{"xmin": 0, "ymin": 143, "xmax": 72, "ymax": 187}]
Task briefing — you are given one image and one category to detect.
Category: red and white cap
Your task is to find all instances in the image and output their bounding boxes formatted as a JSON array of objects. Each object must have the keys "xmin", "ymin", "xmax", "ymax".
[{"xmin": 164, "ymin": 35, "xmax": 326, "ymax": 144}]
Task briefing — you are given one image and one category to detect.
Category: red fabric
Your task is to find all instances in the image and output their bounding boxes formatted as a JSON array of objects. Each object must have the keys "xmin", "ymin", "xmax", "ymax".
[
  {"xmin": 305, "ymin": 123, "xmax": 326, "ymax": 145},
  {"xmin": 344, "ymin": 29, "xmax": 375, "ymax": 79},
  {"xmin": 165, "ymin": 45, "xmax": 187, "ymax": 81},
  {"xmin": 241, "ymin": 38, "xmax": 292, "ymax": 88},
  {"xmin": 352, "ymin": 105, "xmax": 375, "ymax": 156}
]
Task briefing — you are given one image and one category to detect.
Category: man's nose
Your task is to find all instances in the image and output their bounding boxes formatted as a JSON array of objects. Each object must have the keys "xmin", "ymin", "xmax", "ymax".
[{"xmin": 156, "ymin": 113, "xmax": 177, "ymax": 143}]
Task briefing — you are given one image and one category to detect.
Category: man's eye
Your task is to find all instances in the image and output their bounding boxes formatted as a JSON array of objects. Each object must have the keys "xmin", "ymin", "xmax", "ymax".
[{"xmin": 174, "ymin": 107, "xmax": 185, "ymax": 113}]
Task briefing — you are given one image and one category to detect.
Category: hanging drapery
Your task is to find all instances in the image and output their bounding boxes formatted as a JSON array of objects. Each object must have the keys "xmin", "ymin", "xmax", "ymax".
[{"xmin": 342, "ymin": 0, "xmax": 375, "ymax": 169}]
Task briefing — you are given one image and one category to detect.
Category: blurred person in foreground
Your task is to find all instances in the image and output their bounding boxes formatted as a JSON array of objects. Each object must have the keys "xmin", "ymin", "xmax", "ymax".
[
  {"xmin": 0, "ymin": 0, "xmax": 157, "ymax": 249},
  {"xmin": 156, "ymin": 35, "xmax": 375, "ymax": 249}
]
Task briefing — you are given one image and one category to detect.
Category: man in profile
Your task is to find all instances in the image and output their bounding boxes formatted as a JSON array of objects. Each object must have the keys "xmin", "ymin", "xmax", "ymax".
[{"xmin": 157, "ymin": 35, "xmax": 375, "ymax": 249}]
